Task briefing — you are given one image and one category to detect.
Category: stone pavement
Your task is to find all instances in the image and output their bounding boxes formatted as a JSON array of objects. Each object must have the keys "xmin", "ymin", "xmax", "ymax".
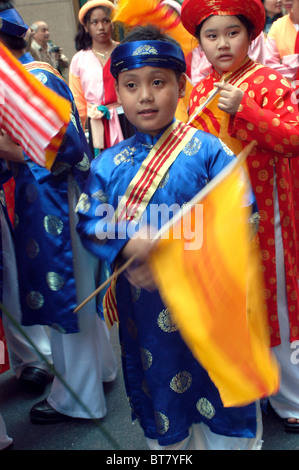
[{"xmin": 1, "ymin": 325, "xmax": 299, "ymax": 451}]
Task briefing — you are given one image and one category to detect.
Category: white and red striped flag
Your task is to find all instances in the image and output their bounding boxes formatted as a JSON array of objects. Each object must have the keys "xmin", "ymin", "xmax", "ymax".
[{"xmin": 0, "ymin": 42, "xmax": 71, "ymax": 170}]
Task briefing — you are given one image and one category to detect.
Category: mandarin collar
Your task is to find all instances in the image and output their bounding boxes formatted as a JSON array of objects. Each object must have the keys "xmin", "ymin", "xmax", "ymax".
[{"xmin": 134, "ymin": 119, "xmax": 176, "ymax": 147}]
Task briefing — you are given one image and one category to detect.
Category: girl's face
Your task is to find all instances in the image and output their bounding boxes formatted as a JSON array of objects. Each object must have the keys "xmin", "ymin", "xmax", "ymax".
[
  {"xmin": 199, "ymin": 15, "xmax": 252, "ymax": 75},
  {"xmin": 263, "ymin": 0, "xmax": 282, "ymax": 16},
  {"xmin": 115, "ymin": 66, "xmax": 186, "ymax": 137},
  {"xmin": 283, "ymin": 0, "xmax": 293, "ymax": 12},
  {"xmin": 84, "ymin": 7, "xmax": 113, "ymax": 45}
]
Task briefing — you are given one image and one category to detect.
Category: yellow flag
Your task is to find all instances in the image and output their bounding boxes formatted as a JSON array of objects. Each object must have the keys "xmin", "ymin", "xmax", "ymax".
[{"xmin": 149, "ymin": 143, "xmax": 280, "ymax": 407}]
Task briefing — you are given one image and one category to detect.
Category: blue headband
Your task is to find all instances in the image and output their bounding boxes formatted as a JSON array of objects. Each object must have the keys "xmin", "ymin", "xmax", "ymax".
[
  {"xmin": 110, "ymin": 40, "xmax": 186, "ymax": 78},
  {"xmin": 0, "ymin": 9, "xmax": 28, "ymax": 38}
]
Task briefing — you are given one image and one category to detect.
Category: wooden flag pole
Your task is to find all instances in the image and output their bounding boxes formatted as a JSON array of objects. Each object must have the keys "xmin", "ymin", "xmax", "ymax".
[
  {"xmin": 187, "ymin": 72, "xmax": 232, "ymax": 125},
  {"xmin": 73, "ymin": 254, "xmax": 138, "ymax": 313}
]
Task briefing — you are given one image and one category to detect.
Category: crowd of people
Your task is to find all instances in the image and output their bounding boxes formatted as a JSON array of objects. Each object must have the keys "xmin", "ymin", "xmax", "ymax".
[{"xmin": 1, "ymin": 0, "xmax": 299, "ymax": 451}]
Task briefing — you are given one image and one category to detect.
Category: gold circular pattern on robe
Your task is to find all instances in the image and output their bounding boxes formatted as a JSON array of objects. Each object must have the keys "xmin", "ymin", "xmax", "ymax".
[
  {"xmin": 258, "ymin": 169, "xmax": 268, "ymax": 182},
  {"xmin": 258, "ymin": 121, "xmax": 268, "ymax": 132},
  {"xmin": 196, "ymin": 397, "xmax": 215, "ymax": 420},
  {"xmin": 26, "ymin": 238, "xmax": 40, "ymax": 259},
  {"xmin": 254, "ymin": 75, "xmax": 265, "ymax": 85},
  {"xmin": 76, "ymin": 193, "xmax": 91, "ymax": 214},
  {"xmin": 113, "ymin": 147, "xmax": 135, "ymax": 166},
  {"xmin": 44, "ymin": 215, "xmax": 64, "ymax": 236},
  {"xmin": 170, "ymin": 371, "xmax": 192, "ymax": 394},
  {"xmin": 46, "ymin": 272, "xmax": 65, "ymax": 291},
  {"xmin": 236, "ymin": 129, "xmax": 248, "ymax": 141},
  {"xmin": 157, "ymin": 308, "xmax": 178, "ymax": 333},
  {"xmin": 274, "ymin": 98, "xmax": 284, "ymax": 109},
  {"xmin": 262, "ymin": 97, "xmax": 268, "ymax": 107},
  {"xmin": 260, "ymin": 249, "xmax": 270, "ymax": 261},
  {"xmin": 26, "ymin": 184, "xmax": 38, "ymax": 203},
  {"xmin": 76, "ymin": 153, "xmax": 91, "ymax": 172},
  {"xmin": 154, "ymin": 411, "xmax": 170, "ymax": 435},
  {"xmin": 91, "ymin": 189, "xmax": 109, "ymax": 203},
  {"xmin": 140, "ymin": 348, "xmax": 153, "ymax": 370},
  {"xmin": 26, "ymin": 291, "xmax": 44, "ymax": 310},
  {"xmin": 183, "ymin": 137, "xmax": 202, "ymax": 156},
  {"xmin": 290, "ymin": 135, "xmax": 299, "ymax": 146},
  {"xmin": 281, "ymin": 78, "xmax": 290, "ymax": 87},
  {"xmin": 240, "ymin": 82, "xmax": 249, "ymax": 92}
]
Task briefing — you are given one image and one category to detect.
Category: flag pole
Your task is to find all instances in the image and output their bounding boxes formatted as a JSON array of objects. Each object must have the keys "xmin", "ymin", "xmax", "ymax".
[
  {"xmin": 74, "ymin": 141, "xmax": 256, "ymax": 314},
  {"xmin": 187, "ymin": 72, "xmax": 232, "ymax": 125},
  {"xmin": 73, "ymin": 254, "xmax": 138, "ymax": 313}
]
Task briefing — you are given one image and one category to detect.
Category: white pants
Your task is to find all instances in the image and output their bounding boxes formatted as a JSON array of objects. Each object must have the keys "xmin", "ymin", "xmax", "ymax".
[
  {"xmin": 0, "ymin": 413, "xmax": 12, "ymax": 450},
  {"xmin": 0, "ymin": 204, "xmax": 52, "ymax": 378},
  {"xmin": 47, "ymin": 176, "xmax": 117, "ymax": 419},
  {"xmin": 269, "ymin": 177, "xmax": 299, "ymax": 419},
  {"xmin": 146, "ymin": 402, "xmax": 263, "ymax": 451}
]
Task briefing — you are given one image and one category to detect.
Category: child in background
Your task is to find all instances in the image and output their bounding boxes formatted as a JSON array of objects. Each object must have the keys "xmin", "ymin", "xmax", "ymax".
[
  {"xmin": 76, "ymin": 24, "xmax": 262, "ymax": 450},
  {"xmin": 181, "ymin": 0, "xmax": 299, "ymax": 432}
]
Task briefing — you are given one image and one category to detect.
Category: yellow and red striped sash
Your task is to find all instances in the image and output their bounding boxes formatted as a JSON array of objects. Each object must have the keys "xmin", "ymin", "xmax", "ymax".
[
  {"xmin": 114, "ymin": 120, "xmax": 197, "ymax": 224},
  {"xmin": 103, "ymin": 120, "xmax": 197, "ymax": 328}
]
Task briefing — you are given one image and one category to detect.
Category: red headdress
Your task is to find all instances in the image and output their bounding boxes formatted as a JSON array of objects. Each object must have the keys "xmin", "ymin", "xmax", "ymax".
[{"xmin": 181, "ymin": 0, "xmax": 266, "ymax": 39}]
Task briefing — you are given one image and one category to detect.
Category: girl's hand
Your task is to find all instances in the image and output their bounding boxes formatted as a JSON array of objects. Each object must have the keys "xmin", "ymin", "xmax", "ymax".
[{"xmin": 214, "ymin": 82, "xmax": 244, "ymax": 115}]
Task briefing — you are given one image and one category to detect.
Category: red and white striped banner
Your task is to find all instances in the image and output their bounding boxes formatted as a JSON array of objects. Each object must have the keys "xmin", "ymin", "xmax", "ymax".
[{"xmin": 0, "ymin": 43, "xmax": 71, "ymax": 169}]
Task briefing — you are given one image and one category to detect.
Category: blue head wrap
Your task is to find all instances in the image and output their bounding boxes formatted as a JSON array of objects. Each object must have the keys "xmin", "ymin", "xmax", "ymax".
[
  {"xmin": 110, "ymin": 40, "xmax": 186, "ymax": 78},
  {"xmin": 0, "ymin": 8, "xmax": 28, "ymax": 38}
]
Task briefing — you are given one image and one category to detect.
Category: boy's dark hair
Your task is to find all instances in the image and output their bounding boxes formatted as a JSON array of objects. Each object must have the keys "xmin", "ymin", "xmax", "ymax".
[
  {"xmin": 195, "ymin": 14, "xmax": 255, "ymax": 42},
  {"xmin": 119, "ymin": 24, "xmax": 184, "ymax": 81},
  {"xmin": 75, "ymin": 5, "xmax": 112, "ymax": 51},
  {"xmin": 0, "ymin": 1, "xmax": 27, "ymax": 50}
]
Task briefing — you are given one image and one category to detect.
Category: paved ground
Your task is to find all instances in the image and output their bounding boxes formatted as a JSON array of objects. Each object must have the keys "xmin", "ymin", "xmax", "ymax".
[{"xmin": 1, "ymin": 325, "xmax": 299, "ymax": 451}]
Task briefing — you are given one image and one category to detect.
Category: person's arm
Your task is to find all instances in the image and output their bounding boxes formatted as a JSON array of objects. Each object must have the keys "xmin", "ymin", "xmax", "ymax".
[
  {"xmin": 0, "ymin": 132, "xmax": 24, "ymax": 163},
  {"xmin": 69, "ymin": 72, "xmax": 88, "ymax": 130},
  {"xmin": 227, "ymin": 75, "xmax": 299, "ymax": 158}
]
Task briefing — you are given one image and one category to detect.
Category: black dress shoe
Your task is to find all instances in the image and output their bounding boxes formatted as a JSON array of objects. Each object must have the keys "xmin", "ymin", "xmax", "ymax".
[
  {"xmin": 283, "ymin": 418, "xmax": 299, "ymax": 433},
  {"xmin": 19, "ymin": 367, "xmax": 53, "ymax": 392},
  {"xmin": 30, "ymin": 399, "xmax": 71, "ymax": 424}
]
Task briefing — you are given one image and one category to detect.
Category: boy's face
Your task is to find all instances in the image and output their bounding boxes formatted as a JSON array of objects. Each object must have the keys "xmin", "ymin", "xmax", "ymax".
[
  {"xmin": 199, "ymin": 15, "xmax": 251, "ymax": 75},
  {"xmin": 115, "ymin": 66, "xmax": 186, "ymax": 137}
]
